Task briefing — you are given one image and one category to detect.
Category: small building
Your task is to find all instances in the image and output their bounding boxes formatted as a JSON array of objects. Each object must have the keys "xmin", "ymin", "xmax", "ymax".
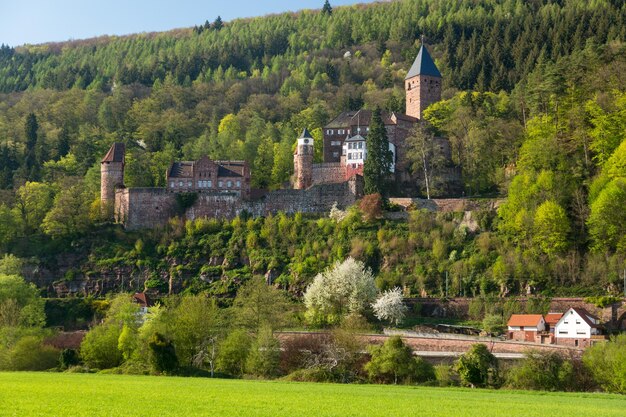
[
  {"xmin": 166, "ymin": 156, "xmax": 250, "ymax": 198},
  {"xmin": 132, "ymin": 292, "xmax": 153, "ymax": 315},
  {"xmin": 554, "ymin": 307, "xmax": 604, "ymax": 348},
  {"xmin": 544, "ymin": 312, "xmax": 563, "ymax": 333},
  {"xmin": 507, "ymin": 314, "xmax": 546, "ymax": 342}
]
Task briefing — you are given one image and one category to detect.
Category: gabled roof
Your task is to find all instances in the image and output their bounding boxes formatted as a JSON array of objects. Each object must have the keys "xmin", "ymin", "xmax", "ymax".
[
  {"xmin": 168, "ymin": 161, "xmax": 194, "ymax": 178},
  {"xmin": 345, "ymin": 134, "xmax": 366, "ymax": 143},
  {"xmin": 405, "ymin": 45, "xmax": 442, "ymax": 79},
  {"xmin": 570, "ymin": 307, "xmax": 601, "ymax": 328},
  {"xmin": 299, "ymin": 128, "xmax": 313, "ymax": 139},
  {"xmin": 544, "ymin": 313, "xmax": 563, "ymax": 326},
  {"xmin": 133, "ymin": 292, "xmax": 153, "ymax": 308},
  {"xmin": 215, "ymin": 161, "xmax": 247, "ymax": 178},
  {"xmin": 507, "ymin": 314, "xmax": 544, "ymax": 327},
  {"xmin": 101, "ymin": 143, "xmax": 125, "ymax": 163}
]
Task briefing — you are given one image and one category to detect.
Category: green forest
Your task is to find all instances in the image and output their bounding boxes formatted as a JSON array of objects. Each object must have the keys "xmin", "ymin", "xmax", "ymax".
[{"xmin": 0, "ymin": 0, "xmax": 625, "ymax": 299}]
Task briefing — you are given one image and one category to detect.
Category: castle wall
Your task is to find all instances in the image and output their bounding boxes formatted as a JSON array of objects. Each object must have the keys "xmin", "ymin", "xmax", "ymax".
[
  {"xmin": 312, "ymin": 163, "xmax": 345, "ymax": 185},
  {"xmin": 120, "ymin": 178, "xmax": 363, "ymax": 230}
]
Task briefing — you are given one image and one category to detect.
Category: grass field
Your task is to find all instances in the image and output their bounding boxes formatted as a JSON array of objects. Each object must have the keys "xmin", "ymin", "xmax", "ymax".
[{"xmin": 1, "ymin": 373, "xmax": 624, "ymax": 417}]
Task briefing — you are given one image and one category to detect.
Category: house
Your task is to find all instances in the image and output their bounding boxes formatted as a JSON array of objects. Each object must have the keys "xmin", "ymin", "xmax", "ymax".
[
  {"xmin": 544, "ymin": 312, "xmax": 563, "ymax": 333},
  {"xmin": 507, "ymin": 314, "xmax": 546, "ymax": 342},
  {"xmin": 554, "ymin": 307, "xmax": 604, "ymax": 348},
  {"xmin": 132, "ymin": 292, "xmax": 153, "ymax": 315}
]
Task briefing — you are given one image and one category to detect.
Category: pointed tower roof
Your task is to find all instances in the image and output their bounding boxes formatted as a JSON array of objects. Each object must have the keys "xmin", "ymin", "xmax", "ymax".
[
  {"xmin": 299, "ymin": 128, "xmax": 313, "ymax": 139},
  {"xmin": 405, "ymin": 45, "xmax": 441, "ymax": 79},
  {"xmin": 101, "ymin": 143, "xmax": 125, "ymax": 163}
]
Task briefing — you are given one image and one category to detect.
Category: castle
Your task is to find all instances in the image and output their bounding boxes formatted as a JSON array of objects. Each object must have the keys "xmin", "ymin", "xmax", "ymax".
[
  {"xmin": 293, "ymin": 44, "xmax": 456, "ymax": 192},
  {"xmin": 102, "ymin": 45, "xmax": 455, "ymax": 229}
]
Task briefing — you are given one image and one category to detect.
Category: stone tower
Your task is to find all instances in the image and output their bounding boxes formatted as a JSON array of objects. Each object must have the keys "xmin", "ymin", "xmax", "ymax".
[
  {"xmin": 294, "ymin": 129, "xmax": 314, "ymax": 190},
  {"xmin": 100, "ymin": 143, "xmax": 125, "ymax": 216},
  {"xmin": 405, "ymin": 44, "xmax": 442, "ymax": 119}
]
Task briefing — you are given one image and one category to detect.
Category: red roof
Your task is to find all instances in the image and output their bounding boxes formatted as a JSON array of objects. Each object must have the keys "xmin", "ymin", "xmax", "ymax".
[
  {"xmin": 101, "ymin": 143, "xmax": 125, "ymax": 163},
  {"xmin": 544, "ymin": 313, "xmax": 563, "ymax": 326},
  {"xmin": 507, "ymin": 314, "xmax": 544, "ymax": 327},
  {"xmin": 570, "ymin": 307, "xmax": 601, "ymax": 329},
  {"xmin": 133, "ymin": 292, "xmax": 152, "ymax": 308}
]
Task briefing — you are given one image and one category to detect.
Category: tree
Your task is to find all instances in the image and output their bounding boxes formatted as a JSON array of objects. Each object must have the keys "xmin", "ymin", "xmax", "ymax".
[
  {"xmin": 533, "ymin": 200, "xmax": 570, "ymax": 256},
  {"xmin": 322, "ymin": 0, "xmax": 333, "ymax": 15},
  {"xmin": 588, "ymin": 178, "xmax": 626, "ymax": 253},
  {"xmin": 5, "ymin": 335, "xmax": 59, "ymax": 371},
  {"xmin": 363, "ymin": 108, "xmax": 392, "ymax": 195},
  {"xmin": 583, "ymin": 334, "xmax": 626, "ymax": 394},
  {"xmin": 0, "ymin": 274, "xmax": 45, "ymax": 328},
  {"xmin": 372, "ymin": 288, "xmax": 408, "ymax": 326},
  {"xmin": 406, "ymin": 123, "xmax": 448, "ymax": 199},
  {"xmin": 507, "ymin": 350, "xmax": 575, "ymax": 391},
  {"xmin": 246, "ymin": 326, "xmax": 280, "ymax": 378},
  {"xmin": 359, "ymin": 193, "xmax": 383, "ymax": 222},
  {"xmin": 148, "ymin": 332, "xmax": 178, "ymax": 374},
  {"xmin": 217, "ymin": 329, "xmax": 252, "ymax": 377},
  {"xmin": 303, "ymin": 257, "xmax": 377, "ymax": 324},
  {"xmin": 41, "ymin": 182, "xmax": 93, "ymax": 238},
  {"xmin": 80, "ymin": 323, "xmax": 124, "ymax": 369},
  {"xmin": 212, "ymin": 16, "xmax": 223, "ymax": 31},
  {"xmin": 13, "ymin": 182, "xmax": 55, "ymax": 235},
  {"xmin": 24, "ymin": 113, "xmax": 39, "ymax": 179},
  {"xmin": 365, "ymin": 336, "xmax": 434, "ymax": 384},
  {"xmin": 455, "ymin": 343, "xmax": 499, "ymax": 388},
  {"xmin": 232, "ymin": 276, "xmax": 293, "ymax": 332}
]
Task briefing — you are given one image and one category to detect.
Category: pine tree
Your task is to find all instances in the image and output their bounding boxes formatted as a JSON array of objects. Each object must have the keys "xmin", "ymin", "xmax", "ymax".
[
  {"xmin": 212, "ymin": 16, "xmax": 223, "ymax": 31},
  {"xmin": 363, "ymin": 108, "xmax": 392, "ymax": 196},
  {"xmin": 322, "ymin": 0, "xmax": 333, "ymax": 16},
  {"xmin": 24, "ymin": 113, "xmax": 39, "ymax": 180},
  {"xmin": 57, "ymin": 127, "xmax": 70, "ymax": 159}
]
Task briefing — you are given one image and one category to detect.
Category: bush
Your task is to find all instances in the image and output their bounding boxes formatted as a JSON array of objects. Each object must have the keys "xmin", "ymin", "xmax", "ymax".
[
  {"xmin": 434, "ymin": 364, "xmax": 456, "ymax": 387},
  {"xmin": 217, "ymin": 329, "xmax": 252, "ymax": 377},
  {"xmin": 507, "ymin": 350, "xmax": 576, "ymax": 391},
  {"xmin": 59, "ymin": 348, "xmax": 80, "ymax": 369},
  {"xmin": 80, "ymin": 324, "xmax": 123, "ymax": 370},
  {"xmin": 246, "ymin": 327, "xmax": 280, "ymax": 378},
  {"xmin": 583, "ymin": 334, "xmax": 626, "ymax": 394},
  {"xmin": 365, "ymin": 336, "xmax": 434, "ymax": 385},
  {"xmin": 455, "ymin": 344, "xmax": 499, "ymax": 388},
  {"xmin": 148, "ymin": 332, "xmax": 178, "ymax": 375},
  {"xmin": 7, "ymin": 336, "xmax": 59, "ymax": 371},
  {"xmin": 283, "ymin": 367, "xmax": 335, "ymax": 382},
  {"xmin": 482, "ymin": 314, "xmax": 505, "ymax": 335}
]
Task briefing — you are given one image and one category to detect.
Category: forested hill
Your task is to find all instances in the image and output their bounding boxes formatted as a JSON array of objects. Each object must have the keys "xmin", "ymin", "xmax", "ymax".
[
  {"xmin": 0, "ymin": 0, "xmax": 626, "ymax": 298},
  {"xmin": 1, "ymin": 0, "xmax": 625, "ymax": 93}
]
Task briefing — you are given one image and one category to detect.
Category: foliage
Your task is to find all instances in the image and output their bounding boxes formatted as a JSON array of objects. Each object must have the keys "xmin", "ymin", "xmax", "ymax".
[
  {"xmin": 371, "ymin": 288, "xmax": 407, "ymax": 326},
  {"xmin": 507, "ymin": 350, "xmax": 576, "ymax": 391},
  {"xmin": 232, "ymin": 276, "xmax": 293, "ymax": 332},
  {"xmin": 2, "ymin": 335, "xmax": 59, "ymax": 371},
  {"xmin": 359, "ymin": 194, "xmax": 383, "ymax": 223},
  {"xmin": 363, "ymin": 108, "xmax": 393, "ymax": 196},
  {"xmin": 583, "ymin": 334, "xmax": 626, "ymax": 394},
  {"xmin": 455, "ymin": 343, "xmax": 499, "ymax": 388},
  {"xmin": 304, "ymin": 257, "xmax": 377, "ymax": 325},
  {"xmin": 0, "ymin": 274, "xmax": 45, "ymax": 328},
  {"xmin": 365, "ymin": 336, "xmax": 434, "ymax": 384},
  {"xmin": 246, "ymin": 327, "xmax": 280, "ymax": 378},
  {"xmin": 217, "ymin": 329, "xmax": 252, "ymax": 377},
  {"xmin": 80, "ymin": 323, "xmax": 124, "ymax": 370},
  {"xmin": 148, "ymin": 332, "xmax": 178, "ymax": 375}
]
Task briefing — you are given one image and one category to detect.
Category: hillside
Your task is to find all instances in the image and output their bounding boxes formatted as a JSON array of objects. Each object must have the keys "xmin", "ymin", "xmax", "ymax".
[{"xmin": 0, "ymin": 0, "xmax": 625, "ymax": 299}]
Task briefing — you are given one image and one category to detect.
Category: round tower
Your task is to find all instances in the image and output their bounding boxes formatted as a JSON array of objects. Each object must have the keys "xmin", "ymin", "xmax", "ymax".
[
  {"xmin": 294, "ymin": 129, "xmax": 314, "ymax": 190},
  {"xmin": 100, "ymin": 143, "xmax": 126, "ymax": 216}
]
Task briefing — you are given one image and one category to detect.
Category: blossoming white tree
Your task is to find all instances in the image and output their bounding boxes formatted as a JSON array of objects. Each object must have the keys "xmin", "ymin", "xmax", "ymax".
[
  {"xmin": 304, "ymin": 257, "xmax": 377, "ymax": 324},
  {"xmin": 372, "ymin": 288, "xmax": 408, "ymax": 326}
]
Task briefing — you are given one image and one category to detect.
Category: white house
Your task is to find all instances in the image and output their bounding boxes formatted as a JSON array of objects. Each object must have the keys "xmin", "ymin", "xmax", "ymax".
[
  {"xmin": 554, "ymin": 307, "xmax": 603, "ymax": 348},
  {"xmin": 342, "ymin": 134, "xmax": 396, "ymax": 173}
]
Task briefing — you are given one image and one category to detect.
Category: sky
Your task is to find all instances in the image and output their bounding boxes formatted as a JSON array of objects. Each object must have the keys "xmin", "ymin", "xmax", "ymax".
[{"xmin": 0, "ymin": 0, "xmax": 378, "ymax": 47}]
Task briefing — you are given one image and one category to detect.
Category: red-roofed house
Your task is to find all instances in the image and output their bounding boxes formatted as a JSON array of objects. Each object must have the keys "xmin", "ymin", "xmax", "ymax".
[
  {"xmin": 507, "ymin": 314, "xmax": 546, "ymax": 342},
  {"xmin": 544, "ymin": 313, "xmax": 563, "ymax": 332},
  {"xmin": 132, "ymin": 292, "xmax": 153, "ymax": 315},
  {"xmin": 554, "ymin": 308, "xmax": 605, "ymax": 348}
]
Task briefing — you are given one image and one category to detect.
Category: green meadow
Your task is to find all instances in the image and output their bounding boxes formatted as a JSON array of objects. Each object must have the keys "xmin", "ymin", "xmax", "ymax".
[{"xmin": 0, "ymin": 373, "xmax": 624, "ymax": 417}]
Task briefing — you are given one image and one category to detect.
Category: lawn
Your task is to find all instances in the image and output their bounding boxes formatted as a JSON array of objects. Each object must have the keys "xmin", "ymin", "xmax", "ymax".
[{"xmin": 0, "ymin": 372, "xmax": 624, "ymax": 417}]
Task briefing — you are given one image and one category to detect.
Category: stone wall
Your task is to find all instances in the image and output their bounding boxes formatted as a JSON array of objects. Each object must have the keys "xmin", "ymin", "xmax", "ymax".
[
  {"xmin": 119, "ymin": 177, "xmax": 364, "ymax": 229},
  {"xmin": 312, "ymin": 163, "xmax": 345, "ymax": 185}
]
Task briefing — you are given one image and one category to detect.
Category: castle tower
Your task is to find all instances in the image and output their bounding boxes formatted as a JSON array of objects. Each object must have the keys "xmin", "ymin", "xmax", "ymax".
[
  {"xmin": 100, "ymin": 143, "xmax": 126, "ymax": 217},
  {"xmin": 294, "ymin": 129, "xmax": 314, "ymax": 190},
  {"xmin": 405, "ymin": 44, "xmax": 442, "ymax": 119}
]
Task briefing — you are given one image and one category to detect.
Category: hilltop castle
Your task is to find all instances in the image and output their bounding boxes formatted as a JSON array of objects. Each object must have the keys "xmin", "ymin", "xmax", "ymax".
[
  {"xmin": 293, "ymin": 45, "xmax": 457, "ymax": 192},
  {"xmin": 102, "ymin": 45, "xmax": 456, "ymax": 229}
]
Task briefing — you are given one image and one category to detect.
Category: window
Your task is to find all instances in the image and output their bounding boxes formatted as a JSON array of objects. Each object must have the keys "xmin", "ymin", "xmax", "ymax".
[
  {"xmin": 564, "ymin": 321, "xmax": 569, "ymax": 325},
  {"xmin": 576, "ymin": 320, "xmax": 581, "ymax": 324},
  {"xmin": 332, "ymin": 152, "xmax": 339, "ymax": 158},
  {"xmin": 558, "ymin": 330, "xmax": 567, "ymax": 334},
  {"xmin": 197, "ymin": 181, "xmax": 202, "ymax": 188},
  {"xmin": 366, "ymin": 127, "xmax": 370, "ymax": 132},
  {"xmin": 236, "ymin": 180, "xmax": 241, "ymax": 187},
  {"xmin": 359, "ymin": 152, "xmax": 363, "ymax": 159},
  {"xmin": 347, "ymin": 153, "xmax": 352, "ymax": 160},
  {"xmin": 208, "ymin": 180, "xmax": 212, "ymax": 188},
  {"xmin": 179, "ymin": 181, "xmax": 183, "ymax": 187},
  {"xmin": 187, "ymin": 182, "xmax": 192, "ymax": 187},
  {"xmin": 576, "ymin": 331, "xmax": 585, "ymax": 335},
  {"xmin": 575, "ymin": 340, "xmax": 579, "ymax": 347},
  {"xmin": 218, "ymin": 181, "xmax": 223, "ymax": 187},
  {"xmin": 358, "ymin": 142, "xmax": 363, "ymax": 149},
  {"xmin": 227, "ymin": 181, "xmax": 232, "ymax": 188},
  {"xmin": 170, "ymin": 182, "xmax": 175, "ymax": 188}
]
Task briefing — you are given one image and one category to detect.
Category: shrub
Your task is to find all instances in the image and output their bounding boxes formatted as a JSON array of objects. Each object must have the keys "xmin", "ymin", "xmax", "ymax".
[
  {"xmin": 359, "ymin": 194, "xmax": 383, "ymax": 222},
  {"xmin": 148, "ymin": 332, "xmax": 178, "ymax": 375},
  {"xmin": 365, "ymin": 336, "xmax": 434, "ymax": 384},
  {"xmin": 59, "ymin": 348, "xmax": 80, "ymax": 369},
  {"xmin": 507, "ymin": 350, "xmax": 575, "ymax": 391},
  {"xmin": 482, "ymin": 314, "xmax": 505, "ymax": 335},
  {"xmin": 80, "ymin": 324, "xmax": 123, "ymax": 370},
  {"xmin": 455, "ymin": 344, "xmax": 499, "ymax": 388},
  {"xmin": 8, "ymin": 336, "xmax": 59, "ymax": 371},
  {"xmin": 217, "ymin": 329, "xmax": 252, "ymax": 377},
  {"xmin": 434, "ymin": 364, "xmax": 456, "ymax": 387},
  {"xmin": 246, "ymin": 327, "xmax": 280, "ymax": 378},
  {"xmin": 583, "ymin": 334, "xmax": 626, "ymax": 394}
]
